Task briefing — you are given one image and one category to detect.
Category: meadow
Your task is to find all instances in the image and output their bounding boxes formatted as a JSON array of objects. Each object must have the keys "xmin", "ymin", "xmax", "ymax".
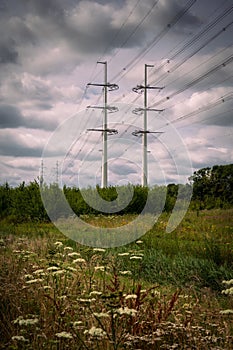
[{"xmin": 0, "ymin": 208, "xmax": 232, "ymax": 349}]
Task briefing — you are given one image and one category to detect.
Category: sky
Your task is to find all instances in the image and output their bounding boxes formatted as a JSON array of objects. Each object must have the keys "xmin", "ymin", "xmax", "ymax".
[{"xmin": 0, "ymin": 0, "xmax": 233, "ymax": 188}]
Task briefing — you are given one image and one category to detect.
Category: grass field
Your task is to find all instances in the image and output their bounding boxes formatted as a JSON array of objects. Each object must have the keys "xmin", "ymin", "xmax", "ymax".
[{"xmin": 0, "ymin": 209, "xmax": 232, "ymax": 349}]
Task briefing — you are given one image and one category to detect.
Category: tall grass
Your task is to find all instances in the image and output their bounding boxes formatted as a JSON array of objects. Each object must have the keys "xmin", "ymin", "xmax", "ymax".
[{"xmin": 0, "ymin": 209, "xmax": 232, "ymax": 349}]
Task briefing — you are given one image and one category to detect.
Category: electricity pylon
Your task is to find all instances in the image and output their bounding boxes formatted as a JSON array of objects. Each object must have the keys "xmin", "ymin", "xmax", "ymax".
[
  {"xmin": 87, "ymin": 61, "xmax": 119, "ymax": 188},
  {"xmin": 132, "ymin": 64, "xmax": 164, "ymax": 187}
]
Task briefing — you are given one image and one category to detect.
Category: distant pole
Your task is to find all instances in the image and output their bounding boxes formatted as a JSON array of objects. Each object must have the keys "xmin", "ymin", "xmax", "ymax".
[
  {"xmin": 56, "ymin": 161, "xmax": 59, "ymax": 185},
  {"xmin": 40, "ymin": 159, "xmax": 44, "ymax": 187},
  {"xmin": 103, "ymin": 62, "xmax": 108, "ymax": 188}
]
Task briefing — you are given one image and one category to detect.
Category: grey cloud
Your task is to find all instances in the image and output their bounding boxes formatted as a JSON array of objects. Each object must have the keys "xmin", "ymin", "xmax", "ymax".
[
  {"xmin": 0, "ymin": 40, "xmax": 18, "ymax": 64},
  {"xmin": 5, "ymin": 162, "xmax": 39, "ymax": 172},
  {"xmin": 202, "ymin": 110, "xmax": 233, "ymax": 127},
  {"xmin": 0, "ymin": 134, "xmax": 43, "ymax": 157},
  {"xmin": 0, "ymin": 104, "xmax": 57, "ymax": 130},
  {"xmin": 0, "ymin": 105, "xmax": 23, "ymax": 128},
  {"xmin": 110, "ymin": 162, "xmax": 137, "ymax": 176}
]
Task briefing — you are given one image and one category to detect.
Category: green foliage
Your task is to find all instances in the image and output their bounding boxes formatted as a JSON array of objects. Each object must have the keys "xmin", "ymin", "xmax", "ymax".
[
  {"xmin": 190, "ymin": 163, "xmax": 233, "ymax": 209},
  {"xmin": 0, "ymin": 163, "xmax": 232, "ymax": 223}
]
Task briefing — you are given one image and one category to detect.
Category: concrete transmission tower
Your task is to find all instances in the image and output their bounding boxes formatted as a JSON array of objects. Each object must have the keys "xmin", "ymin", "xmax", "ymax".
[
  {"xmin": 132, "ymin": 64, "xmax": 164, "ymax": 187},
  {"xmin": 87, "ymin": 61, "xmax": 119, "ymax": 188}
]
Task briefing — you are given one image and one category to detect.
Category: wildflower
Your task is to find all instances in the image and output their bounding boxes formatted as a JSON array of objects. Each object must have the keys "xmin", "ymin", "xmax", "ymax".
[
  {"xmin": 47, "ymin": 266, "xmax": 59, "ymax": 271},
  {"xmin": 43, "ymin": 285, "xmax": 52, "ymax": 291},
  {"xmin": 90, "ymin": 291, "xmax": 102, "ymax": 296},
  {"xmin": 73, "ymin": 321, "xmax": 83, "ymax": 328},
  {"xmin": 222, "ymin": 279, "xmax": 233, "ymax": 285},
  {"xmin": 116, "ymin": 307, "xmax": 137, "ymax": 316},
  {"xmin": 119, "ymin": 270, "xmax": 132, "ymax": 275},
  {"xmin": 136, "ymin": 252, "xmax": 144, "ymax": 256},
  {"xmin": 25, "ymin": 278, "xmax": 43, "ymax": 284},
  {"xmin": 118, "ymin": 252, "xmax": 130, "ymax": 256},
  {"xmin": 64, "ymin": 246, "xmax": 73, "ymax": 252},
  {"xmin": 33, "ymin": 269, "xmax": 44, "ymax": 275},
  {"xmin": 222, "ymin": 287, "xmax": 233, "ymax": 295},
  {"xmin": 125, "ymin": 294, "xmax": 137, "ymax": 300},
  {"xmin": 54, "ymin": 241, "xmax": 63, "ymax": 247},
  {"xmin": 220, "ymin": 309, "xmax": 233, "ymax": 314},
  {"xmin": 56, "ymin": 331, "xmax": 73, "ymax": 339},
  {"xmin": 93, "ymin": 312, "xmax": 109, "ymax": 318},
  {"xmin": 14, "ymin": 317, "xmax": 39, "ymax": 326},
  {"xmin": 84, "ymin": 326, "xmax": 106, "ymax": 338},
  {"xmin": 72, "ymin": 258, "xmax": 86, "ymax": 264},
  {"xmin": 68, "ymin": 252, "xmax": 81, "ymax": 257},
  {"xmin": 12, "ymin": 336, "xmax": 28, "ymax": 342},
  {"xmin": 130, "ymin": 256, "xmax": 142, "ymax": 260},
  {"xmin": 93, "ymin": 248, "xmax": 106, "ymax": 252},
  {"xmin": 52, "ymin": 269, "xmax": 66, "ymax": 276},
  {"xmin": 77, "ymin": 298, "xmax": 96, "ymax": 303},
  {"xmin": 94, "ymin": 266, "xmax": 105, "ymax": 272}
]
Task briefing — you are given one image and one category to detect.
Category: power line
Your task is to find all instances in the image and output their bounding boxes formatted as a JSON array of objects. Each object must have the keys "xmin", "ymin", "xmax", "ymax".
[
  {"xmin": 150, "ymin": 53, "xmax": 233, "ymax": 108},
  {"xmin": 111, "ymin": 0, "xmax": 197, "ymax": 84}
]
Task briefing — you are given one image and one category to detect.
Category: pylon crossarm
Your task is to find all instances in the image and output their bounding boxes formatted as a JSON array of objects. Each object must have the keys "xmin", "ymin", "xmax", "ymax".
[
  {"xmin": 146, "ymin": 85, "xmax": 164, "ymax": 90},
  {"xmin": 108, "ymin": 83, "xmax": 119, "ymax": 91},
  {"xmin": 87, "ymin": 83, "xmax": 119, "ymax": 91},
  {"xmin": 132, "ymin": 107, "xmax": 143, "ymax": 115},
  {"xmin": 132, "ymin": 107, "xmax": 164, "ymax": 115},
  {"xmin": 132, "ymin": 130, "xmax": 164, "ymax": 137},
  {"xmin": 87, "ymin": 128, "xmax": 118, "ymax": 135},
  {"xmin": 132, "ymin": 85, "xmax": 164, "ymax": 94},
  {"xmin": 132, "ymin": 85, "xmax": 144, "ymax": 94},
  {"xmin": 86, "ymin": 105, "xmax": 119, "ymax": 112}
]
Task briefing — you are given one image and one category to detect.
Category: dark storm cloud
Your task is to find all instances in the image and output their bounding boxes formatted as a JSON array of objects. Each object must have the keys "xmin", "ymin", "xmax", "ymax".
[
  {"xmin": 0, "ymin": 134, "xmax": 42, "ymax": 157},
  {"xmin": 203, "ymin": 111, "xmax": 233, "ymax": 127},
  {"xmin": 0, "ymin": 0, "xmax": 202, "ymax": 62},
  {"xmin": 0, "ymin": 105, "xmax": 24, "ymax": 128},
  {"xmin": 0, "ymin": 40, "xmax": 18, "ymax": 64},
  {"xmin": 0, "ymin": 104, "xmax": 57, "ymax": 130}
]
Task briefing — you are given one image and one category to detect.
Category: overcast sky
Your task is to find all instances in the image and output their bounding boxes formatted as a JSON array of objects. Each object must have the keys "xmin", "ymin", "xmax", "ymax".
[{"xmin": 0, "ymin": 0, "xmax": 233, "ymax": 188}]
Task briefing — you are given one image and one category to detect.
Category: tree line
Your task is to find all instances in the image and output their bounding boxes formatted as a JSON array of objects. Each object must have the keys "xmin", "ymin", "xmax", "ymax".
[{"xmin": 0, "ymin": 164, "xmax": 232, "ymax": 222}]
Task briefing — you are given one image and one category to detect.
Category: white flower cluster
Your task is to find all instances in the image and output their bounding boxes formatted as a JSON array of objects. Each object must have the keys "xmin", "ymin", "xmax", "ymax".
[
  {"xmin": 84, "ymin": 326, "xmax": 106, "ymax": 338},
  {"xmin": 94, "ymin": 266, "xmax": 105, "ymax": 272},
  {"xmin": 93, "ymin": 312, "xmax": 110, "ymax": 318},
  {"xmin": 119, "ymin": 270, "xmax": 132, "ymax": 275},
  {"xmin": 14, "ymin": 316, "xmax": 39, "ymax": 326},
  {"xmin": 90, "ymin": 291, "xmax": 102, "ymax": 296},
  {"xmin": 125, "ymin": 294, "xmax": 137, "ymax": 300},
  {"xmin": 130, "ymin": 256, "xmax": 142, "ymax": 260},
  {"xmin": 116, "ymin": 306, "xmax": 137, "ymax": 316},
  {"xmin": 118, "ymin": 252, "xmax": 130, "ymax": 256},
  {"xmin": 222, "ymin": 279, "xmax": 233, "ymax": 295},
  {"xmin": 54, "ymin": 241, "xmax": 63, "ymax": 247},
  {"xmin": 25, "ymin": 278, "xmax": 43, "ymax": 284},
  {"xmin": 55, "ymin": 331, "xmax": 73, "ymax": 339},
  {"xmin": 77, "ymin": 298, "xmax": 96, "ymax": 303},
  {"xmin": 72, "ymin": 258, "xmax": 86, "ymax": 264},
  {"xmin": 219, "ymin": 309, "xmax": 233, "ymax": 315},
  {"xmin": 12, "ymin": 335, "xmax": 28, "ymax": 342},
  {"xmin": 68, "ymin": 252, "xmax": 81, "ymax": 258}
]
